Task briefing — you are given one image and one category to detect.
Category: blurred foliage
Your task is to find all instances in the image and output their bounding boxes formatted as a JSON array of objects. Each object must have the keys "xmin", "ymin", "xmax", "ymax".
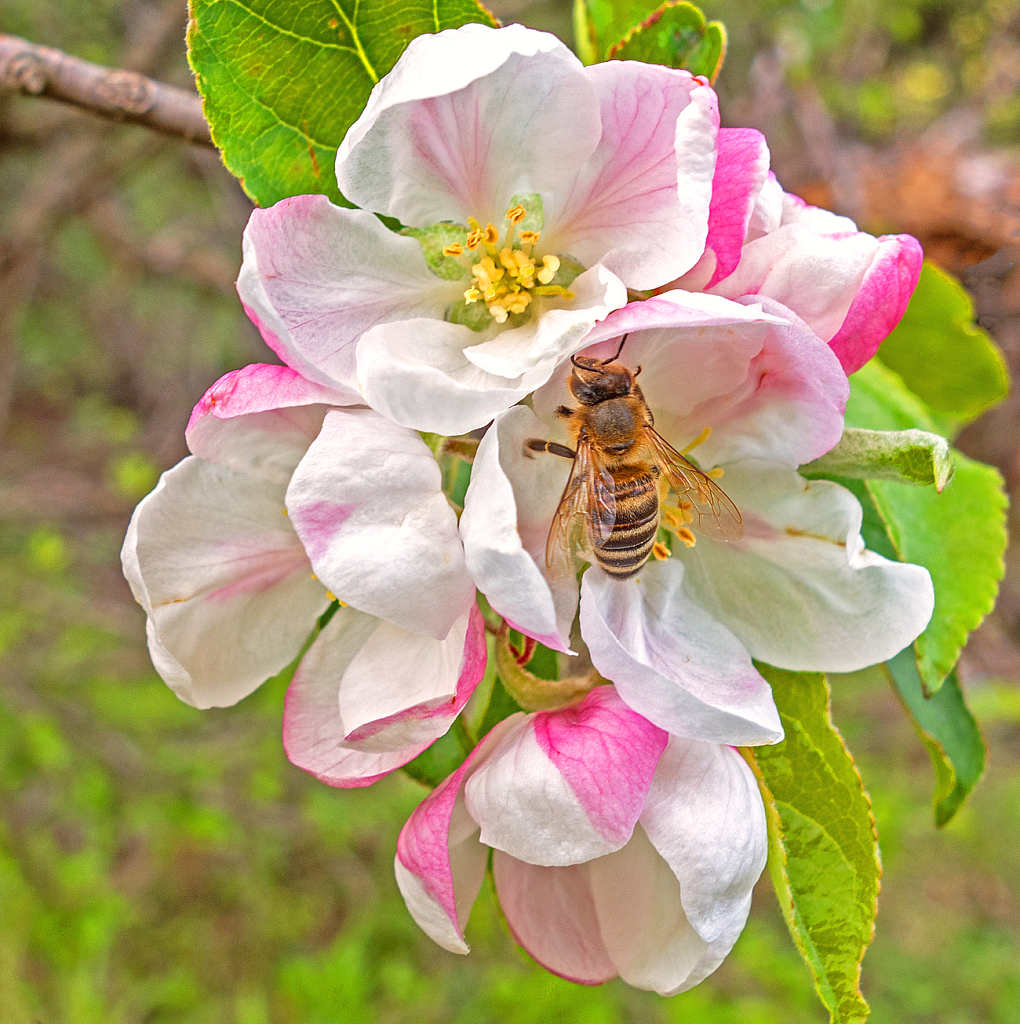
[{"xmin": 2, "ymin": 0, "xmax": 1020, "ymax": 1021}]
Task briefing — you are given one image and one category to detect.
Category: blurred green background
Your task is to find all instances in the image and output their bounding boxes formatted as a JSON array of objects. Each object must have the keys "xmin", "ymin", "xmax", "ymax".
[{"xmin": 2, "ymin": 0, "xmax": 1020, "ymax": 1021}]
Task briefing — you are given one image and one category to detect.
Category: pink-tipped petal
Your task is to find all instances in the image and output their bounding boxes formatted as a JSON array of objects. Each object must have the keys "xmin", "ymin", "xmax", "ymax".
[
  {"xmin": 460, "ymin": 405, "xmax": 578, "ymax": 654},
  {"xmin": 492, "ymin": 853, "xmax": 617, "ymax": 984},
  {"xmin": 465, "ymin": 687, "xmax": 668, "ymax": 865},
  {"xmin": 545, "ymin": 63, "xmax": 718, "ymax": 289},
  {"xmin": 827, "ymin": 234, "xmax": 924, "ymax": 373},
  {"xmin": 121, "ymin": 458, "xmax": 328, "ymax": 709},
  {"xmin": 185, "ymin": 364, "xmax": 350, "ymax": 483},
  {"xmin": 337, "ymin": 25, "xmax": 600, "ymax": 227},
  {"xmin": 580, "ymin": 561, "xmax": 782, "ymax": 746},
  {"xmin": 238, "ymin": 197, "xmax": 460, "ymax": 392},
  {"xmin": 640, "ymin": 738, "xmax": 767, "ymax": 943},
  {"xmin": 282, "ymin": 605, "xmax": 485, "ymax": 787},
  {"xmin": 285, "ymin": 407, "xmax": 474, "ymax": 639},
  {"xmin": 704, "ymin": 128, "xmax": 771, "ymax": 288},
  {"xmin": 396, "ymin": 716, "xmax": 521, "ymax": 952}
]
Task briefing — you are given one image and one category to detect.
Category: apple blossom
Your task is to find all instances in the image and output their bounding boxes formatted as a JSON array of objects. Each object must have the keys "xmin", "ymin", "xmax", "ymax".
[
  {"xmin": 674, "ymin": 128, "xmax": 923, "ymax": 374},
  {"xmin": 460, "ymin": 291, "xmax": 935, "ymax": 741},
  {"xmin": 237, "ymin": 23, "xmax": 723, "ymax": 436},
  {"xmin": 121, "ymin": 363, "xmax": 484, "ymax": 787},
  {"xmin": 395, "ymin": 685, "xmax": 767, "ymax": 995}
]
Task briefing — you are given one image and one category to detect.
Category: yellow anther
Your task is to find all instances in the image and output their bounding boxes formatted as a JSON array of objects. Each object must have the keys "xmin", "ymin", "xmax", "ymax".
[
  {"xmin": 707, "ymin": 467, "xmax": 725, "ymax": 479},
  {"xmin": 442, "ymin": 243, "xmax": 464, "ymax": 257},
  {"xmin": 662, "ymin": 509, "xmax": 683, "ymax": 530},
  {"xmin": 483, "ymin": 223, "xmax": 499, "ymax": 245},
  {"xmin": 680, "ymin": 426, "xmax": 712, "ymax": 456},
  {"xmin": 675, "ymin": 527, "xmax": 697, "ymax": 548},
  {"xmin": 537, "ymin": 254, "xmax": 560, "ymax": 284},
  {"xmin": 507, "ymin": 292, "xmax": 532, "ymax": 315},
  {"xmin": 652, "ymin": 541, "xmax": 672, "ymax": 560},
  {"xmin": 519, "ymin": 230, "xmax": 540, "ymax": 246},
  {"xmin": 499, "ymin": 248, "xmax": 519, "ymax": 275},
  {"xmin": 513, "ymin": 250, "xmax": 532, "ymax": 269},
  {"xmin": 489, "ymin": 304, "xmax": 509, "ymax": 324},
  {"xmin": 466, "ymin": 230, "xmax": 484, "ymax": 250},
  {"xmin": 464, "ymin": 286, "xmax": 481, "ymax": 304},
  {"xmin": 506, "ymin": 204, "xmax": 527, "ymax": 225}
]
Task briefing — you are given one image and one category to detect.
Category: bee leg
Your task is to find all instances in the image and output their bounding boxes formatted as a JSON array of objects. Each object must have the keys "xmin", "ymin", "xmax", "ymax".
[
  {"xmin": 524, "ymin": 439, "xmax": 576, "ymax": 460},
  {"xmin": 555, "ymin": 405, "xmax": 574, "ymax": 419}
]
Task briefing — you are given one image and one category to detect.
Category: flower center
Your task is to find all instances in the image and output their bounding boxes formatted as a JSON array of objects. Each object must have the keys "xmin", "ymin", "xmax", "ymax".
[{"xmin": 442, "ymin": 204, "xmax": 578, "ymax": 326}]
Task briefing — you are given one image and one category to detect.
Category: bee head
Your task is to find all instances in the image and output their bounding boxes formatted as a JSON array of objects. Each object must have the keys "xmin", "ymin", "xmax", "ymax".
[{"xmin": 567, "ymin": 335, "xmax": 634, "ymax": 404}]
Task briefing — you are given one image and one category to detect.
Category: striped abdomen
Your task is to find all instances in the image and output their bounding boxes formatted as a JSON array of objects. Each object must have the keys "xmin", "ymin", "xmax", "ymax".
[{"xmin": 594, "ymin": 469, "xmax": 658, "ymax": 579}]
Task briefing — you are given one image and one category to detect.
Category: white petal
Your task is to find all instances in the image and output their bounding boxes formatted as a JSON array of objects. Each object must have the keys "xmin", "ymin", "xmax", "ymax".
[
  {"xmin": 282, "ymin": 605, "xmax": 487, "ymax": 786},
  {"xmin": 356, "ymin": 318, "xmax": 550, "ymax": 436},
  {"xmin": 588, "ymin": 825, "xmax": 710, "ymax": 995},
  {"xmin": 122, "ymin": 458, "xmax": 328, "ymax": 708},
  {"xmin": 544, "ymin": 63, "xmax": 718, "ymax": 288},
  {"xmin": 580, "ymin": 561, "xmax": 782, "ymax": 745},
  {"xmin": 460, "ymin": 406, "xmax": 577, "ymax": 652},
  {"xmin": 680, "ymin": 460, "xmax": 935, "ymax": 671},
  {"xmin": 640, "ymin": 738, "xmax": 767, "ymax": 942},
  {"xmin": 285, "ymin": 407, "xmax": 474, "ymax": 639},
  {"xmin": 239, "ymin": 197, "xmax": 461, "ymax": 392},
  {"xmin": 337, "ymin": 24, "xmax": 600, "ymax": 226}
]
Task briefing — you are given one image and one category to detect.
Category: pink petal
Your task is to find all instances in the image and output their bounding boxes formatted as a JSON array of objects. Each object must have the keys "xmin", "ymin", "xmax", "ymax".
[
  {"xmin": 827, "ymin": 234, "xmax": 923, "ymax": 373},
  {"xmin": 492, "ymin": 853, "xmax": 617, "ymax": 984},
  {"xmin": 704, "ymin": 128, "xmax": 771, "ymax": 288},
  {"xmin": 395, "ymin": 716, "xmax": 521, "ymax": 952},
  {"xmin": 464, "ymin": 687, "xmax": 667, "ymax": 865}
]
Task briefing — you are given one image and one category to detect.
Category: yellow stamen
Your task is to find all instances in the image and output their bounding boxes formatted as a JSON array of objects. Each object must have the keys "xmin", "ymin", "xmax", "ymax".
[
  {"xmin": 662, "ymin": 509, "xmax": 683, "ymax": 530},
  {"xmin": 466, "ymin": 229, "xmax": 484, "ymax": 250},
  {"xmin": 489, "ymin": 304, "xmax": 509, "ymax": 324},
  {"xmin": 652, "ymin": 541, "xmax": 671, "ymax": 560},
  {"xmin": 707, "ymin": 467, "xmax": 725, "ymax": 479},
  {"xmin": 499, "ymin": 248, "xmax": 519, "ymax": 275},
  {"xmin": 442, "ymin": 243, "xmax": 464, "ymax": 257},
  {"xmin": 464, "ymin": 286, "xmax": 481, "ymax": 303},
  {"xmin": 506, "ymin": 204, "xmax": 527, "ymax": 225},
  {"xmin": 482, "ymin": 223, "xmax": 499, "ymax": 246},
  {"xmin": 680, "ymin": 426, "xmax": 712, "ymax": 456},
  {"xmin": 675, "ymin": 527, "xmax": 697, "ymax": 548},
  {"xmin": 537, "ymin": 254, "xmax": 560, "ymax": 285},
  {"xmin": 519, "ymin": 230, "xmax": 540, "ymax": 246}
]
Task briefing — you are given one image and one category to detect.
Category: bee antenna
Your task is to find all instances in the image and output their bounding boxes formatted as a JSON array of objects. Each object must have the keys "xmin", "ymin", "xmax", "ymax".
[{"xmin": 603, "ymin": 333, "xmax": 629, "ymax": 365}]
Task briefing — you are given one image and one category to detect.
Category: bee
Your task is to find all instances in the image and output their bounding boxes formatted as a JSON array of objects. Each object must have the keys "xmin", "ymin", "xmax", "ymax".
[{"xmin": 525, "ymin": 336, "xmax": 743, "ymax": 579}]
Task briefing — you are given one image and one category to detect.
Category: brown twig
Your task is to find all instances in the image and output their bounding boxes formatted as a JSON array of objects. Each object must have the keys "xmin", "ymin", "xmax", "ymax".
[{"xmin": 0, "ymin": 33, "xmax": 212, "ymax": 147}]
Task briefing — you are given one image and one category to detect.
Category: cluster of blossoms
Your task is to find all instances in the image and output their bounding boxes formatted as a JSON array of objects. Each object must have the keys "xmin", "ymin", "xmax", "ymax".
[{"xmin": 123, "ymin": 24, "xmax": 934, "ymax": 994}]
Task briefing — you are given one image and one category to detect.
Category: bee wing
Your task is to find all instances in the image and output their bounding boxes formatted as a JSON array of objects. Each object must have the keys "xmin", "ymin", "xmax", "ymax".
[
  {"xmin": 645, "ymin": 429, "xmax": 744, "ymax": 541},
  {"xmin": 545, "ymin": 438, "xmax": 616, "ymax": 570}
]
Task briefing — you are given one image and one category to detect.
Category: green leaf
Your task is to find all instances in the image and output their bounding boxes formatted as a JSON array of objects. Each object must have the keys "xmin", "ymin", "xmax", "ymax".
[
  {"xmin": 800, "ymin": 427, "xmax": 954, "ymax": 490},
  {"xmin": 844, "ymin": 361, "xmax": 1008, "ymax": 695},
  {"xmin": 573, "ymin": 0, "xmax": 724, "ymax": 78},
  {"xmin": 747, "ymin": 668, "xmax": 879, "ymax": 1022},
  {"xmin": 401, "ymin": 725, "xmax": 471, "ymax": 788},
  {"xmin": 747, "ymin": 666, "xmax": 880, "ymax": 1024},
  {"xmin": 876, "ymin": 261, "xmax": 1008, "ymax": 432},
  {"xmin": 607, "ymin": 1, "xmax": 726, "ymax": 81},
  {"xmin": 882, "ymin": 652, "xmax": 986, "ymax": 827},
  {"xmin": 187, "ymin": 0, "xmax": 498, "ymax": 208}
]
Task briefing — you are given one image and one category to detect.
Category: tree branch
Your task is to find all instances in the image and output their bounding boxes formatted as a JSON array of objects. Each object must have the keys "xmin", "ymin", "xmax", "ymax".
[{"xmin": 0, "ymin": 33, "xmax": 213, "ymax": 148}]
